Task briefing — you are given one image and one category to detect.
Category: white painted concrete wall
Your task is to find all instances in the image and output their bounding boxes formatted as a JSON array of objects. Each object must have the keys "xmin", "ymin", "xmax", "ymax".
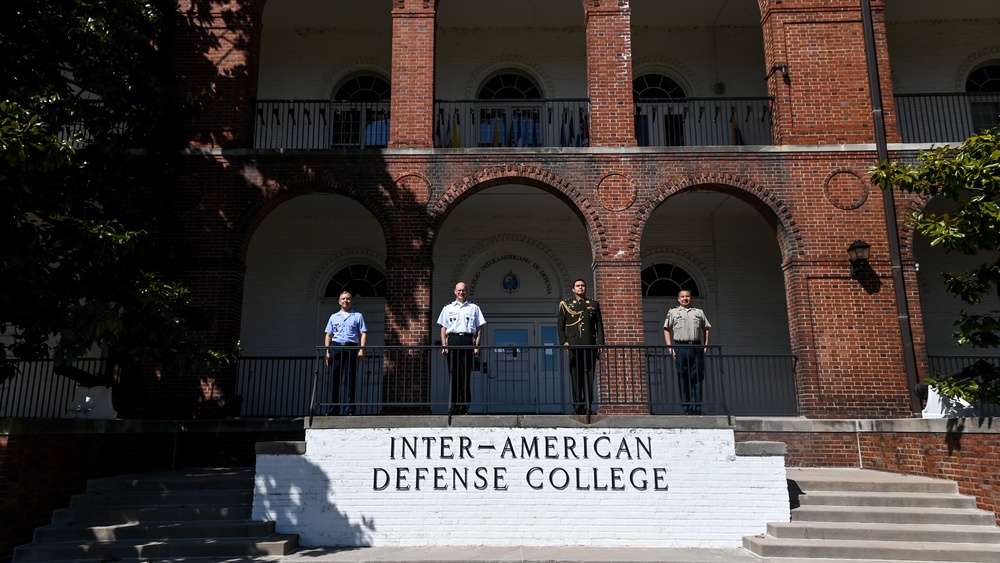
[{"xmin": 253, "ymin": 425, "xmax": 789, "ymax": 547}]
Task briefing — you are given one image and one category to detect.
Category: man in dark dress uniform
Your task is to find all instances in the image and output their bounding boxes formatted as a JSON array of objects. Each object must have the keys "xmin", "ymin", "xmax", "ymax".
[{"xmin": 557, "ymin": 279, "xmax": 605, "ymax": 415}]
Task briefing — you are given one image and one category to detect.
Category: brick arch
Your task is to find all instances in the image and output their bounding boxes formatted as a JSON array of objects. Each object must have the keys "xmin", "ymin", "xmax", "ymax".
[
  {"xmin": 899, "ymin": 194, "xmax": 931, "ymax": 262},
  {"xmin": 631, "ymin": 173, "xmax": 804, "ymax": 263},
  {"xmin": 429, "ymin": 165, "xmax": 609, "ymax": 257},
  {"xmin": 231, "ymin": 172, "xmax": 393, "ymax": 266}
]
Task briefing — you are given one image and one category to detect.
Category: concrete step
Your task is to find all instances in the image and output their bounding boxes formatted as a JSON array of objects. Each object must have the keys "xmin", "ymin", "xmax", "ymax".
[
  {"xmin": 786, "ymin": 468, "xmax": 958, "ymax": 494},
  {"xmin": 11, "ymin": 535, "xmax": 298, "ymax": 562},
  {"xmin": 50, "ymin": 503, "xmax": 253, "ymax": 524},
  {"xmin": 766, "ymin": 521, "xmax": 1000, "ymax": 543},
  {"xmin": 86, "ymin": 467, "xmax": 254, "ymax": 493},
  {"xmin": 797, "ymin": 490, "xmax": 978, "ymax": 509},
  {"xmin": 34, "ymin": 519, "xmax": 276, "ymax": 542},
  {"xmin": 70, "ymin": 488, "xmax": 252, "ymax": 507},
  {"xmin": 789, "ymin": 504, "xmax": 997, "ymax": 526},
  {"xmin": 743, "ymin": 536, "xmax": 1000, "ymax": 562}
]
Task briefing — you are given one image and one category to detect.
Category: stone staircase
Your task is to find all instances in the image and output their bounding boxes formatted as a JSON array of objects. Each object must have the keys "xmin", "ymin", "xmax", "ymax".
[
  {"xmin": 12, "ymin": 467, "xmax": 298, "ymax": 563},
  {"xmin": 744, "ymin": 467, "xmax": 1000, "ymax": 563}
]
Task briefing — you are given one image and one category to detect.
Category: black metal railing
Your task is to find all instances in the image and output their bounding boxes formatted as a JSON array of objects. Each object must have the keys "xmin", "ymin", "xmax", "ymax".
[
  {"xmin": 1, "ymin": 348, "xmax": 799, "ymax": 419},
  {"xmin": 634, "ymin": 97, "xmax": 774, "ymax": 146},
  {"xmin": 432, "ymin": 99, "xmax": 591, "ymax": 148},
  {"xmin": 0, "ymin": 358, "xmax": 110, "ymax": 418},
  {"xmin": 240, "ymin": 345, "xmax": 798, "ymax": 418},
  {"xmin": 895, "ymin": 93, "xmax": 1000, "ymax": 144},
  {"xmin": 254, "ymin": 100, "xmax": 391, "ymax": 149},
  {"xmin": 926, "ymin": 355, "xmax": 1000, "ymax": 416}
]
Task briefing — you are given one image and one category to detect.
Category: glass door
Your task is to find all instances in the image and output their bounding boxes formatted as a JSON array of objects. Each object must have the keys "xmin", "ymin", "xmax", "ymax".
[{"xmin": 477, "ymin": 321, "xmax": 565, "ymax": 414}]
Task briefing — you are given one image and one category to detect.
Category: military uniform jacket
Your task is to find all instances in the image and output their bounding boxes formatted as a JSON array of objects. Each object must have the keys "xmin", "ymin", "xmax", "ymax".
[{"xmin": 557, "ymin": 297, "xmax": 605, "ymax": 346}]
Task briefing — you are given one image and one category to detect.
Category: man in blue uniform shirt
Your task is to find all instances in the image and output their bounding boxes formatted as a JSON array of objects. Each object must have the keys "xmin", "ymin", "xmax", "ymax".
[{"xmin": 324, "ymin": 291, "xmax": 367, "ymax": 415}]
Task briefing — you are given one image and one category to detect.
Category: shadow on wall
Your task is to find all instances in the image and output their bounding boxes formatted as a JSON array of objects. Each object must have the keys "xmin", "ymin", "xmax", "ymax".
[{"xmin": 254, "ymin": 453, "xmax": 373, "ymax": 546}]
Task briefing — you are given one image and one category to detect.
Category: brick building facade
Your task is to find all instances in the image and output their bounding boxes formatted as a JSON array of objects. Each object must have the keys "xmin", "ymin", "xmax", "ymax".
[{"xmin": 140, "ymin": 0, "xmax": 1000, "ymax": 419}]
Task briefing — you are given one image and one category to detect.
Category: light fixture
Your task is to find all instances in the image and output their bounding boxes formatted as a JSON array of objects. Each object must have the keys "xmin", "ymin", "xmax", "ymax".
[
  {"xmin": 768, "ymin": 63, "xmax": 790, "ymax": 84},
  {"xmin": 847, "ymin": 239, "xmax": 871, "ymax": 276}
]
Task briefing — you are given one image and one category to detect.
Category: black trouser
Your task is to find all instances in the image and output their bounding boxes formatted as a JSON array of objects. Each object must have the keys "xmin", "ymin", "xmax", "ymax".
[
  {"xmin": 328, "ymin": 343, "xmax": 358, "ymax": 415},
  {"xmin": 568, "ymin": 347, "xmax": 599, "ymax": 414},
  {"xmin": 446, "ymin": 333, "xmax": 475, "ymax": 413}
]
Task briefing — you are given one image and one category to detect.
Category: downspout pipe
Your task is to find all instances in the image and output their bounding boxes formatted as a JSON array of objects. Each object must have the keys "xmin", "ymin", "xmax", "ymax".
[{"xmin": 860, "ymin": 0, "xmax": 922, "ymax": 413}]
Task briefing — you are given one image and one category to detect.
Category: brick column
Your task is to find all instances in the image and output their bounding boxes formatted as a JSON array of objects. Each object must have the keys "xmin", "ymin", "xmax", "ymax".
[
  {"xmin": 381, "ymin": 207, "xmax": 434, "ymax": 413},
  {"xmin": 171, "ymin": 0, "xmax": 264, "ymax": 149},
  {"xmin": 583, "ymin": 0, "xmax": 637, "ymax": 147},
  {"xmin": 389, "ymin": 0, "xmax": 436, "ymax": 148},
  {"xmin": 759, "ymin": 0, "xmax": 898, "ymax": 145}
]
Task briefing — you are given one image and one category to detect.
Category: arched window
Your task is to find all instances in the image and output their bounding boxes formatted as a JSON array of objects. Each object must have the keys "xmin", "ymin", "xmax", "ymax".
[
  {"xmin": 331, "ymin": 74, "xmax": 390, "ymax": 148},
  {"xmin": 478, "ymin": 72, "xmax": 541, "ymax": 100},
  {"xmin": 475, "ymin": 71, "xmax": 543, "ymax": 147},
  {"xmin": 324, "ymin": 264, "xmax": 386, "ymax": 299},
  {"xmin": 334, "ymin": 75, "xmax": 391, "ymax": 102},
  {"xmin": 633, "ymin": 73, "xmax": 686, "ymax": 101},
  {"xmin": 633, "ymin": 73, "xmax": 686, "ymax": 146},
  {"xmin": 966, "ymin": 62, "xmax": 1000, "ymax": 133},
  {"xmin": 641, "ymin": 263, "xmax": 700, "ymax": 298}
]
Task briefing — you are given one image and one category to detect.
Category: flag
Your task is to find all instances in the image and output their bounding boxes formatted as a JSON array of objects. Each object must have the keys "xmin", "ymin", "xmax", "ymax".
[
  {"xmin": 731, "ymin": 114, "xmax": 746, "ymax": 146},
  {"xmin": 560, "ymin": 115, "xmax": 568, "ymax": 147},
  {"xmin": 450, "ymin": 113, "xmax": 460, "ymax": 147},
  {"xmin": 511, "ymin": 112, "xmax": 521, "ymax": 147},
  {"xmin": 581, "ymin": 113, "xmax": 590, "ymax": 147},
  {"xmin": 492, "ymin": 117, "xmax": 500, "ymax": 147}
]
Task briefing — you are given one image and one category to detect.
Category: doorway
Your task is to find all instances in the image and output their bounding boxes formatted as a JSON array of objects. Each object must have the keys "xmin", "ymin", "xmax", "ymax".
[{"xmin": 471, "ymin": 319, "xmax": 566, "ymax": 413}]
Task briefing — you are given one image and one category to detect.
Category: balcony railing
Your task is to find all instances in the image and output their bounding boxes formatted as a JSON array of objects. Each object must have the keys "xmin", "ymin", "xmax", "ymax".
[
  {"xmin": 895, "ymin": 93, "xmax": 1000, "ymax": 144},
  {"xmin": 926, "ymin": 355, "xmax": 1000, "ymax": 416},
  {"xmin": 1, "ymin": 347, "xmax": 799, "ymax": 419},
  {"xmin": 238, "ymin": 345, "xmax": 798, "ymax": 418},
  {"xmin": 251, "ymin": 98, "xmax": 776, "ymax": 149},
  {"xmin": 432, "ymin": 99, "xmax": 591, "ymax": 148},
  {"xmin": 634, "ymin": 97, "xmax": 774, "ymax": 146},
  {"xmin": 254, "ymin": 100, "xmax": 391, "ymax": 149}
]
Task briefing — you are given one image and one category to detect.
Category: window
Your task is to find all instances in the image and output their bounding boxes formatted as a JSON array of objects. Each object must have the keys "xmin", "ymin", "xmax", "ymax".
[
  {"xmin": 331, "ymin": 74, "xmax": 390, "ymax": 147},
  {"xmin": 966, "ymin": 63, "xmax": 1000, "ymax": 133},
  {"xmin": 324, "ymin": 264, "xmax": 386, "ymax": 298},
  {"xmin": 633, "ymin": 73, "xmax": 686, "ymax": 146},
  {"xmin": 475, "ymin": 71, "xmax": 544, "ymax": 147},
  {"xmin": 641, "ymin": 263, "xmax": 699, "ymax": 298}
]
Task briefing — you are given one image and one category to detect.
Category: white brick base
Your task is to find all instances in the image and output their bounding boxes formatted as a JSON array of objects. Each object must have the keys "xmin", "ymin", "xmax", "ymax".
[{"xmin": 253, "ymin": 424, "xmax": 788, "ymax": 548}]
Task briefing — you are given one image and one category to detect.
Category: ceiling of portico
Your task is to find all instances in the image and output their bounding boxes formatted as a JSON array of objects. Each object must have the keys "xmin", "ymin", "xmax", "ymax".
[
  {"xmin": 262, "ymin": 0, "xmax": 764, "ymax": 31},
  {"xmin": 884, "ymin": 0, "xmax": 1000, "ymax": 23},
  {"xmin": 261, "ymin": 0, "xmax": 999, "ymax": 31}
]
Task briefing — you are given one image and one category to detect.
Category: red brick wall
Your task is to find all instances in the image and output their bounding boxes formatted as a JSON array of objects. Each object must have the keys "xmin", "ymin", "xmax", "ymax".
[
  {"xmin": 195, "ymin": 149, "xmax": 922, "ymax": 418},
  {"xmin": 390, "ymin": 0, "xmax": 436, "ymax": 148},
  {"xmin": 171, "ymin": 1, "xmax": 264, "ymax": 148},
  {"xmin": 759, "ymin": 0, "xmax": 898, "ymax": 145},
  {"xmin": 583, "ymin": 0, "xmax": 637, "ymax": 147}
]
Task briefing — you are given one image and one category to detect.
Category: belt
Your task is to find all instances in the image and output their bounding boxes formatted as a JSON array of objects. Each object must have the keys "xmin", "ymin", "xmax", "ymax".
[
  {"xmin": 331, "ymin": 341, "xmax": 359, "ymax": 346},
  {"xmin": 449, "ymin": 332, "xmax": 474, "ymax": 337},
  {"xmin": 674, "ymin": 340, "xmax": 701, "ymax": 344}
]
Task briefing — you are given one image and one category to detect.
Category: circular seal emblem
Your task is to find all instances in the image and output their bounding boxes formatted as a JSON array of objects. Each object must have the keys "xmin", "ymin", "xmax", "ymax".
[{"xmin": 501, "ymin": 270, "xmax": 520, "ymax": 294}]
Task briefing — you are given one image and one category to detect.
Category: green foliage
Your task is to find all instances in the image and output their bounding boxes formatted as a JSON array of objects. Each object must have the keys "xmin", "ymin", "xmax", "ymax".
[
  {"xmin": 0, "ymin": 1, "xmax": 234, "ymax": 382},
  {"xmin": 872, "ymin": 131, "xmax": 1000, "ymax": 404}
]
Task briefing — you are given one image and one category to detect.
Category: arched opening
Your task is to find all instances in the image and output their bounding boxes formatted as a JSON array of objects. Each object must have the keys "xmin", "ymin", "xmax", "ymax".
[
  {"xmin": 431, "ymin": 181, "xmax": 590, "ymax": 414},
  {"xmin": 640, "ymin": 188, "xmax": 794, "ymax": 415}
]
